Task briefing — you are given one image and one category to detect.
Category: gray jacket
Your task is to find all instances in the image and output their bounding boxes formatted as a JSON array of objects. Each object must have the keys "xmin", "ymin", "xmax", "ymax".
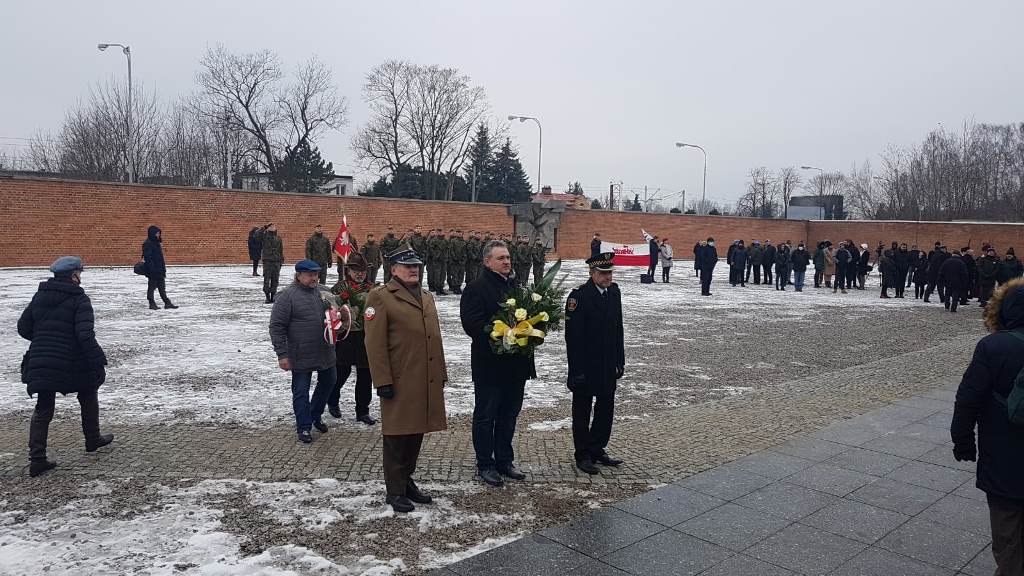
[{"xmin": 269, "ymin": 281, "xmax": 337, "ymax": 372}]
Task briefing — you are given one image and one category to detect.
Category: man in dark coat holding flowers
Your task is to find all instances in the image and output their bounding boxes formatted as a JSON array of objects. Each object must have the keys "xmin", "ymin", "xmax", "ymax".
[
  {"xmin": 460, "ymin": 240, "xmax": 535, "ymax": 487},
  {"xmin": 565, "ymin": 252, "xmax": 625, "ymax": 475}
]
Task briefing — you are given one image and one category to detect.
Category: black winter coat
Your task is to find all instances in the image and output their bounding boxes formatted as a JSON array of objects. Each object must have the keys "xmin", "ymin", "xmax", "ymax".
[
  {"xmin": 926, "ymin": 250, "xmax": 944, "ymax": 283},
  {"xmin": 999, "ymin": 257, "xmax": 1024, "ymax": 284},
  {"xmin": 894, "ymin": 249, "xmax": 910, "ymax": 275},
  {"xmin": 731, "ymin": 247, "xmax": 748, "ymax": 269},
  {"xmin": 912, "ymin": 257, "xmax": 928, "ymax": 284},
  {"xmin": 857, "ymin": 250, "xmax": 871, "ymax": 274},
  {"xmin": 648, "ymin": 239, "xmax": 659, "ymax": 265},
  {"xmin": 565, "ymin": 279, "xmax": 625, "ymax": 395},
  {"xmin": 939, "ymin": 255, "xmax": 969, "ymax": 291},
  {"xmin": 951, "ymin": 286, "xmax": 1024, "ymax": 501},
  {"xmin": 834, "ymin": 247, "xmax": 852, "ymax": 270},
  {"xmin": 698, "ymin": 244, "xmax": 719, "ymax": 272},
  {"xmin": 763, "ymin": 245, "xmax": 777, "ymax": 265},
  {"xmin": 590, "ymin": 238, "xmax": 602, "ymax": 259},
  {"xmin": 142, "ymin": 226, "xmax": 166, "ymax": 279},
  {"xmin": 790, "ymin": 249, "xmax": 810, "ymax": 272},
  {"xmin": 693, "ymin": 243, "xmax": 703, "ymax": 270},
  {"xmin": 460, "ymin": 269, "xmax": 535, "ymax": 384},
  {"xmin": 247, "ymin": 228, "xmax": 264, "ymax": 261},
  {"xmin": 18, "ymin": 279, "xmax": 107, "ymax": 395},
  {"xmin": 774, "ymin": 247, "xmax": 791, "ymax": 271}
]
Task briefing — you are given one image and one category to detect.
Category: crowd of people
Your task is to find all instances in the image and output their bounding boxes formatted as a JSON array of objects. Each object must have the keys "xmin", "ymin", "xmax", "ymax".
[
  {"xmin": 677, "ymin": 237, "xmax": 1024, "ymax": 310},
  {"xmin": 247, "ymin": 224, "xmax": 548, "ymax": 301},
  {"xmin": 15, "ymin": 223, "xmax": 1024, "ymax": 573}
]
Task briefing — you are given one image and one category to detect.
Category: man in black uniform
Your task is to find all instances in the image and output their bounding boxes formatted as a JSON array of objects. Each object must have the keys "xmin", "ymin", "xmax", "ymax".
[
  {"xmin": 698, "ymin": 237, "xmax": 718, "ymax": 296},
  {"xmin": 565, "ymin": 252, "xmax": 625, "ymax": 475},
  {"xmin": 590, "ymin": 232, "xmax": 602, "ymax": 259}
]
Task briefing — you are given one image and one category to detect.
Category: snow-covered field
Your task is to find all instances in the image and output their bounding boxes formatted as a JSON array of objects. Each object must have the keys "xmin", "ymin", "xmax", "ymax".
[{"xmin": 0, "ymin": 260, "xmax": 954, "ymax": 427}]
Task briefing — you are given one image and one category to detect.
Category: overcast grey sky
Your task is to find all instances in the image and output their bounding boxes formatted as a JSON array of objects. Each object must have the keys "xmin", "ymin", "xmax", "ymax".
[{"xmin": 3, "ymin": 0, "xmax": 1022, "ymax": 208}]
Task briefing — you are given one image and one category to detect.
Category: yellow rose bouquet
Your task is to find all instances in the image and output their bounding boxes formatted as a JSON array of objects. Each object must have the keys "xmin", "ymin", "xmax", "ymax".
[{"xmin": 485, "ymin": 259, "xmax": 567, "ymax": 357}]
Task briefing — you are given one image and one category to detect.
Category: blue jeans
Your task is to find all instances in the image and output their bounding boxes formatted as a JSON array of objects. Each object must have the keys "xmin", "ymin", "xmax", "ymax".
[
  {"xmin": 794, "ymin": 270, "xmax": 806, "ymax": 290},
  {"xmin": 291, "ymin": 367, "xmax": 337, "ymax": 432}
]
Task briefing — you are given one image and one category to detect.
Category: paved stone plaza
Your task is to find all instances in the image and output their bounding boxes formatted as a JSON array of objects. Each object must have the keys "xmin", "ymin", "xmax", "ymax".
[{"xmin": 0, "ymin": 262, "xmax": 990, "ymax": 574}]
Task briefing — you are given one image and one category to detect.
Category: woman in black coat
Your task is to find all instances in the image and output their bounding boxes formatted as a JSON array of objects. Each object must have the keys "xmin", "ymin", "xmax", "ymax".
[
  {"xmin": 247, "ymin": 226, "xmax": 266, "ymax": 277},
  {"xmin": 951, "ymin": 279, "xmax": 1024, "ymax": 575},
  {"xmin": 143, "ymin": 225, "xmax": 177, "ymax": 310},
  {"xmin": 893, "ymin": 243, "xmax": 911, "ymax": 298},
  {"xmin": 18, "ymin": 257, "xmax": 113, "ymax": 477}
]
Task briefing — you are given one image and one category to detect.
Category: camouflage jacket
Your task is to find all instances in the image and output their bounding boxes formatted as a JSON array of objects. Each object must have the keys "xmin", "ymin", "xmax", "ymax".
[
  {"xmin": 409, "ymin": 233, "xmax": 428, "ymax": 258},
  {"xmin": 305, "ymin": 233, "xmax": 333, "ymax": 264},
  {"xmin": 262, "ymin": 232, "xmax": 284, "ymax": 263},
  {"xmin": 362, "ymin": 241, "xmax": 382, "ymax": 266},
  {"xmin": 380, "ymin": 234, "xmax": 401, "ymax": 259},
  {"xmin": 465, "ymin": 237, "xmax": 482, "ymax": 264},
  {"xmin": 428, "ymin": 236, "xmax": 448, "ymax": 262},
  {"xmin": 532, "ymin": 243, "xmax": 547, "ymax": 264},
  {"xmin": 447, "ymin": 237, "xmax": 466, "ymax": 264}
]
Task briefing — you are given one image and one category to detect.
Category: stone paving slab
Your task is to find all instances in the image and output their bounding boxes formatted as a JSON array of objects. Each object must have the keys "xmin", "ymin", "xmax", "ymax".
[{"xmin": 440, "ymin": 382, "xmax": 999, "ymax": 576}]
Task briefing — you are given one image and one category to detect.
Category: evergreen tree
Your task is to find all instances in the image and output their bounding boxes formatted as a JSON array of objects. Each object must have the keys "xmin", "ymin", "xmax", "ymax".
[
  {"xmin": 590, "ymin": 198, "xmax": 603, "ymax": 209},
  {"xmin": 464, "ymin": 123, "xmax": 493, "ymax": 200},
  {"xmin": 486, "ymin": 139, "xmax": 532, "ymax": 204},
  {"xmin": 278, "ymin": 140, "xmax": 334, "ymax": 193},
  {"xmin": 630, "ymin": 194, "xmax": 643, "ymax": 211}
]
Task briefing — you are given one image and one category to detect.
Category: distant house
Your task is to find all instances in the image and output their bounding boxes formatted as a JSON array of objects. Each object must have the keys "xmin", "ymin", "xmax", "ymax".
[
  {"xmin": 530, "ymin": 186, "xmax": 590, "ymax": 209},
  {"xmin": 237, "ymin": 172, "xmax": 355, "ymax": 196},
  {"xmin": 789, "ymin": 194, "xmax": 845, "ymax": 220}
]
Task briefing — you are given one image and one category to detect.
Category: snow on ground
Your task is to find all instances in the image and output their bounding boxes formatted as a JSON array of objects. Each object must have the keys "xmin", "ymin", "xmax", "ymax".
[
  {"xmin": 0, "ymin": 261, "xmax": 936, "ymax": 426},
  {"xmin": 0, "ymin": 478, "xmax": 524, "ymax": 575}
]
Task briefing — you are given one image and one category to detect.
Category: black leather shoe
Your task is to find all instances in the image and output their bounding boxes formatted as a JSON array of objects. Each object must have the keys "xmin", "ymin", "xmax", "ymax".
[
  {"xmin": 386, "ymin": 494, "xmax": 415, "ymax": 513},
  {"xmin": 312, "ymin": 420, "xmax": 328, "ymax": 433},
  {"xmin": 298, "ymin": 430, "xmax": 313, "ymax": 444},
  {"xmin": 595, "ymin": 454, "xmax": 623, "ymax": 467},
  {"xmin": 328, "ymin": 405, "xmax": 342, "ymax": 418},
  {"xmin": 406, "ymin": 480, "xmax": 432, "ymax": 504},
  {"xmin": 497, "ymin": 464, "xmax": 526, "ymax": 480},
  {"xmin": 85, "ymin": 434, "xmax": 114, "ymax": 452},
  {"xmin": 576, "ymin": 458, "xmax": 600, "ymax": 475},
  {"xmin": 163, "ymin": 302, "xmax": 179, "ymax": 309},
  {"xmin": 29, "ymin": 460, "xmax": 57, "ymax": 477},
  {"xmin": 149, "ymin": 302, "xmax": 160, "ymax": 310},
  {"xmin": 479, "ymin": 468, "xmax": 504, "ymax": 486},
  {"xmin": 357, "ymin": 414, "xmax": 377, "ymax": 426}
]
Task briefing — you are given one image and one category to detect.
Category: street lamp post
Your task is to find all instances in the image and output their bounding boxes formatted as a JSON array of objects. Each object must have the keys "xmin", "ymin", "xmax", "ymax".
[
  {"xmin": 508, "ymin": 115, "xmax": 542, "ymax": 195},
  {"xmin": 800, "ymin": 165, "xmax": 825, "ymax": 219},
  {"xmin": 675, "ymin": 142, "xmax": 707, "ymax": 214},
  {"xmin": 98, "ymin": 43, "xmax": 133, "ymax": 183}
]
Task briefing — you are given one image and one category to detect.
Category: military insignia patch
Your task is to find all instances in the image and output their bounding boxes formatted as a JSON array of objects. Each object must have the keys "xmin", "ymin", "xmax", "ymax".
[
  {"xmin": 567, "ymin": 298, "xmax": 577, "ymax": 312},
  {"xmin": 364, "ymin": 307, "xmax": 376, "ymax": 321}
]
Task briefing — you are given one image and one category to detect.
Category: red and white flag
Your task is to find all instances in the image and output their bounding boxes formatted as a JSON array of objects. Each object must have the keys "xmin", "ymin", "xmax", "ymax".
[{"xmin": 333, "ymin": 214, "xmax": 351, "ymax": 263}]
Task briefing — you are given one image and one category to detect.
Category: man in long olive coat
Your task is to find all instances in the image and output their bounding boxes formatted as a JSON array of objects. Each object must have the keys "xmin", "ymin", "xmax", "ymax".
[{"xmin": 364, "ymin": 247, "xmax": 448, "ymax": 513}]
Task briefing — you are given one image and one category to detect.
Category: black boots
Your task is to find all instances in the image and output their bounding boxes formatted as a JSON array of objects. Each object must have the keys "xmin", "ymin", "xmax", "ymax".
[
  {"xmin": 29, "ymin": 460, "xmax": 57, "ymax": 477},
  {"xmin": 149, "ymin": 301, "xmax": 160, "ymax": 310},
  {"xmin": 386, "ymin": 494, "xmax": 415, "ymax": 513},
  {"xmin": 29, "ymin": 410, "xmax": 54, "ymax": 477},
  {"xmin": 406, "ymin": 480, "xmax": 432, "ymax": 504},
  {"xmin": 85, "ymin": 434, "xmax": 114, "ymax": 452},
  {"xmin": 576, "ymin": 458, "xmax": 600, "ymax": 475},
  {"xmin": 497, "ymin": 464, "xmax": 527, "ymax": 480},
  {"xmin": 313, "ymin": 420, "xmax": 329, "ymax": 433},
  {"xmin": 163, "ymin": 301, "xmax": 179, "ymax": 309},
  {"xmin": 264, "ymin": 291, "xmax": 273, "ymax": 304},
  {"xmin": 357, "ymin": 414, "xmax": 377, "ymax": 426},
  {"xmin": 479, "ymin": 468, "xmax": 504, "ymax": 486}
]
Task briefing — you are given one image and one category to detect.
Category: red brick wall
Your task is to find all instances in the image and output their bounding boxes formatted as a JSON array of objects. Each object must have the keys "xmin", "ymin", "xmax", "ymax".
[
  {"xmin": 557, "ymin": 210, "xmax": 809, "ymax": 259},
  {"xmin": 0, "ymin": 177, "xmax": 512, "ymax": 267},
  {"xmin": 1, "ymin": 177, "xmax": 1021, "ymax": 267},
  {"xmin": 808, "ymin": 220, "xmax": 1024, "ymax": 254}
]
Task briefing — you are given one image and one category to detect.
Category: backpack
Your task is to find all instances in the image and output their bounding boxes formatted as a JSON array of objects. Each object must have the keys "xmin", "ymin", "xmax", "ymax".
[{"xmin": 996, "ymin": 331, "xmax": 1024, "ymax": 425}]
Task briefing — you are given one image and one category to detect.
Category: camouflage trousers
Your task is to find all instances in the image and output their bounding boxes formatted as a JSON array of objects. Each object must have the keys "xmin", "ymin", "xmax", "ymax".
[
  {"xmin": 533, "ymin": 263, "xmax": 545, "ymax": 284},
  {"xmin": 263, "ymin": 261, "xmax": 282, "ymax": 295},
  {"xmin": 515, "ymin": 265, "xmax": 531, "ymax": 285},
  {"xmin": 447, "ymin": 264, "xmax": 465, "ymax": 291},
  {"xmin": 428, "ymin": 260, "xmax": 447, "ymax": 291}
]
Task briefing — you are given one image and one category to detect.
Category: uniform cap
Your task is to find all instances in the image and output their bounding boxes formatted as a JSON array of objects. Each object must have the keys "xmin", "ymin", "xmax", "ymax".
[
  {"xmin": 50, "ymin": 256, "xmax": 84, "ymax": 275},
  {"xmin": 586, "ymin": 252, "xmax": 615, "ymax": 271},
  {"xmin": 388, "ymin": 247, "xmax": 423, "ymax": 265},
  {"xmin": 295, "ymin": 259, "xmax": 322, "ymax": 272}
]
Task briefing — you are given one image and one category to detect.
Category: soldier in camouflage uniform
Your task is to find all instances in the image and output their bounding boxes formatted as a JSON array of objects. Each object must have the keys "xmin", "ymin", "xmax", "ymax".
[
  {"xmin": 516, "ymin": 235, "xmax": 533, "ymax": 285},
  {"xmin": 261, "ymin": 224, "xmax": 284, "ymax": 303},
  {"xmin": 362, "ymin": 233, "xmax": 382, "ymax": 284},
  {"xmin": 305, "ymin": 225, "xmax": 333, "ymax": 285},
  {"xmin": 447, "ymin": 229, "xmax": 467, "ymax": 294},
  {"xmin": 379, "ymin": 226, "xmax": 401, "ymax": 284},
  {"xmin": 426, "ymin": 229, "xmax": 446, "ymax": 295},
  {"xmin": 532, "ymin": 237, "xmax": 548, "ymax": 282},
  {"xmin": 464, "ymin": 230, "xmax": 481, "ymax": 284}
]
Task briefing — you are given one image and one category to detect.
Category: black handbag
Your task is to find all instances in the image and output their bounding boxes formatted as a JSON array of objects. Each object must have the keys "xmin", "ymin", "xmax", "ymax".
[{"xmin": 133, "ymin": 261, "xmax": 147, "ymax": 276}]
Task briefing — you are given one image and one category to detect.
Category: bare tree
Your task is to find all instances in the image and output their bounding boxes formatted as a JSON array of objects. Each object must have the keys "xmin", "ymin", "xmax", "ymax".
[
  {"xmin": 777, "ymin": 166, "xmax": 802, "ymax": 218},
  {"xmin": 736, "ymin": 167, "xmax": 779, "ymax": 217},
  {"xmin": 352, "ymin": 60, "xmax": 416, "ymax": 186},
  {"xmin": 196, "ymin": 45, "xmax": 345, "ymax": 190}
]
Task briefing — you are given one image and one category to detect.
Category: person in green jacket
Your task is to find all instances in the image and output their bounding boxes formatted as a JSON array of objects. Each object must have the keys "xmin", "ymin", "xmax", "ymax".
[
  {"xmin": 447, "ymin": 229, "xmax": 467, "ymax": 294},
  {"xmin": 379, "ymin": 227, "xmax": 401, "ymax": 284},
  {"xmin": 532, "ymin": 237, "xmax": 548, "ymax": 283},
  {"xmin": 305, "ymin": 225, "xmax": 333, "ymax": 285},
  {"xmin": 262, "ymin": 224, "xmax": 284, "ymax": 303}
]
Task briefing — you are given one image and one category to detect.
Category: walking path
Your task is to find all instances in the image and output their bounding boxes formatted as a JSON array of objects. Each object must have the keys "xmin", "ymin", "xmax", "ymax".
[{"xmin": 432, "ymin": 379, "xmax": 996, "ymax": 575}]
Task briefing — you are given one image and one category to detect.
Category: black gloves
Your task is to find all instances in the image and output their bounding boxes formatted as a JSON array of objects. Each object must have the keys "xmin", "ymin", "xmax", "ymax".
[
  {"xmin": 615, "ymin": 366, "xmax": 624, "ymax": 379},
  {"xmin": 376, "ymin": 385, "xmax": 394, "ymax": 399},
  {"xmin": 953, "ymin": 443, "xmax": 977, "ymax": 462},
  {"xmin": 567, "ymin": 374, "xmax": 586, "ymax": 392}
]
